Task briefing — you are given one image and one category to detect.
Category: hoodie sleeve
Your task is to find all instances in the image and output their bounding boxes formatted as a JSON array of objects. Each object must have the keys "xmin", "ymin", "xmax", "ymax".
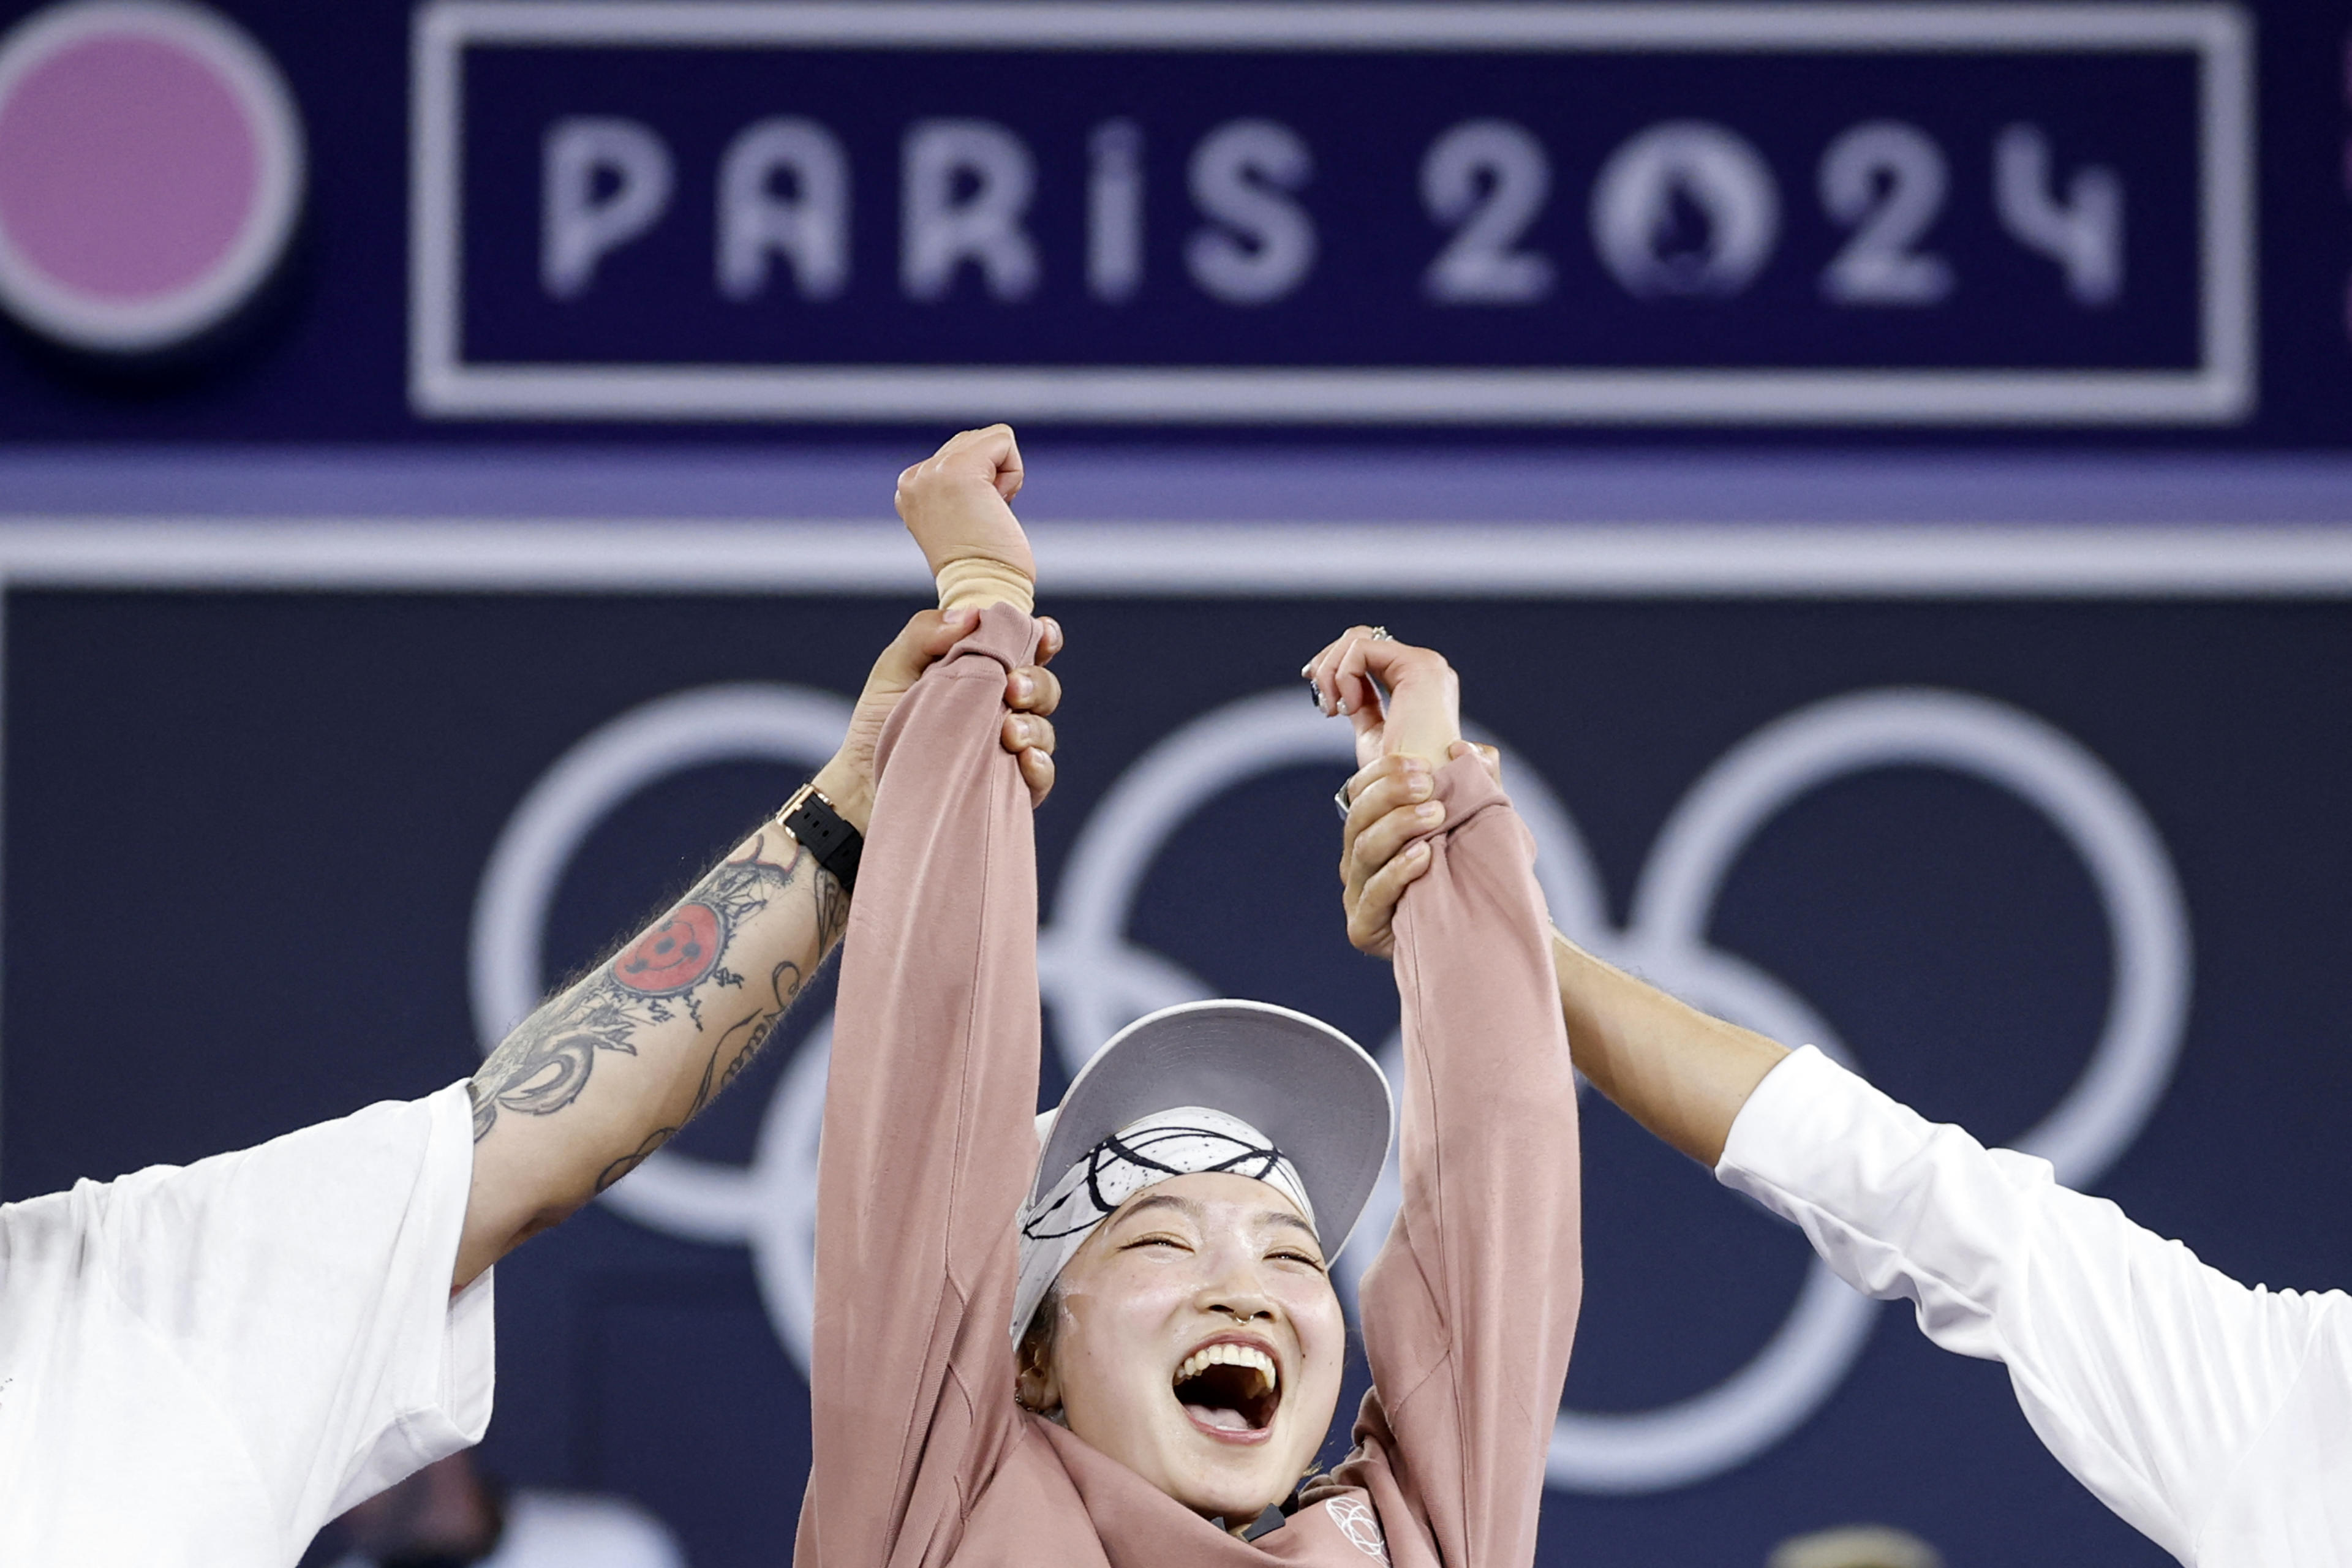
[
  {"xmin": 1340, "ymin": 753, "xmax": 1584, "ymax": 1568},
  {"xmin": 796, "ymin": 602, "xmax": 1044, "ymax": 1568}
]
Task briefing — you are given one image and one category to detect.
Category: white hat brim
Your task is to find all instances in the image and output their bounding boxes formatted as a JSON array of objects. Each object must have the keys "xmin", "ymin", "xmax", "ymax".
[{"xmin": 1031, "ymin": 999, "xmax": 1396, "ymax": 1261}]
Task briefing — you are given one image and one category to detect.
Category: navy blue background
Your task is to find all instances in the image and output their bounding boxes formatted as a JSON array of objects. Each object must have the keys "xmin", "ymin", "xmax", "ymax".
[
  {"xmin": 0, "ymin": 0, "xmax": 2346, "ymax": 441},
  {"xmin": 459, "ymin": 45, "xmax": 2200, "ymax": 370},
  {"xmin": 7, "ymin": 587, "xmax": 2348, "ymax": 1566},
  {"xmin": 4, "ymin": 0, "xmax": 2351, "ymax": 1562}
]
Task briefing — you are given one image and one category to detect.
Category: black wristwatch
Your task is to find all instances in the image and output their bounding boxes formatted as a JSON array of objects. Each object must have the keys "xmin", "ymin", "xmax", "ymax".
[{"xmin": 777, "ymin": 783, "xmax": 864, "ymax": 894}]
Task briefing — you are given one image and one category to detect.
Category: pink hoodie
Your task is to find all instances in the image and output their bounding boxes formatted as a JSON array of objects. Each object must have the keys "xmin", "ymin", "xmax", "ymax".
[{"xmin": 797, "ymin": 605, "xmax": 1581, "ymax": 1568}]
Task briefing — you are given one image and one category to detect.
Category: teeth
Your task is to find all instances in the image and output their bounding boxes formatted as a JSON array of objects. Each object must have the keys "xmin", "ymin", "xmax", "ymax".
[{"xmin": 1174, "ymin": 1342, "xmax": 1279, "ymax": 1393}]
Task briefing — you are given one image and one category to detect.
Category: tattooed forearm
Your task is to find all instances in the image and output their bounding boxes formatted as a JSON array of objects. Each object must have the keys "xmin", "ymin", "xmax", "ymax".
[
  {"xmin": 471, "ymin": 834, "xmax": 826, "ymax": 1144},
  {"xmin": 815, "ymin": 865, "xmax": 850, "ymax": 951},
  {"xmin": 469, "ymin": 990, "xmax": 624, "ymax": 1142},
  {"xmin": 595, "ymin": 1126, "xmax": 677, "ymax": 1193},
  {"xmin": 677, "ymin": 955, "xmax": 809, "ymax": 1126}
]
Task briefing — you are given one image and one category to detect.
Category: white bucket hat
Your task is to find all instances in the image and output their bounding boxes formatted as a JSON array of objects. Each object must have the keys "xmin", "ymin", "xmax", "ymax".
[{"xmin": 1012, "ymin": 999, "xmax": 1396, "ymax": 1341}]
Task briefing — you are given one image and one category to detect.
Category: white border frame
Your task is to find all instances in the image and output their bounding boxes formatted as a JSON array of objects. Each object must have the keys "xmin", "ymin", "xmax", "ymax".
[
  {"xmin": 0, "ymin": 518, "xmax": 2345, "ymax": 596},
  {"xmin": 408, "ymin": 1, "xmax": 2256, "ymax": 426}
]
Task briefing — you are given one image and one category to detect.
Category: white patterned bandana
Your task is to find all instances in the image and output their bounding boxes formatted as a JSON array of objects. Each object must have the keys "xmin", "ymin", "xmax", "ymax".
[{"xmin": 1011, "ymin": 1106, "xmax": 1316, "ymax": 1341}]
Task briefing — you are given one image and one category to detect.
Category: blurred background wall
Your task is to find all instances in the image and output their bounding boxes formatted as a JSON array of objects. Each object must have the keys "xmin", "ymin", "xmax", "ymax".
[{"xmin": 0, "ymin": 1, "xmax": 2346, "ymax": 1564}]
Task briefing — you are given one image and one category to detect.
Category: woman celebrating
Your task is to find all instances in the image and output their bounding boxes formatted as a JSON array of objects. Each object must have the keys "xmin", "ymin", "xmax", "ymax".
[{"xmin": 797, "ymin": 425, "xmax": 1581, "ymax": 1567}]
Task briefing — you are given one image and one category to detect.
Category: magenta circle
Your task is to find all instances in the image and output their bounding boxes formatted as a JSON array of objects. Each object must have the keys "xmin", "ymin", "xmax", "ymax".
[{"xmin": 0, "ymin": 30, "xmax": 260, "ymax": 301}]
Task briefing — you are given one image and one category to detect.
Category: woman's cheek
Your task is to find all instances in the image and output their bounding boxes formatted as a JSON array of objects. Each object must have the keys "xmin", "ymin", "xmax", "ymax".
[
  {"xmin": 1063, "ymin": 1259, "xmax": 1189, "ymax": 1370},
  {"xmin": 1106, "ymin": 1258, "xmax": 1199, "ymax": 1319},
  {"xmin": 1278, "ymin": 1280, "xmax": 1348, "ymax": 1372}
]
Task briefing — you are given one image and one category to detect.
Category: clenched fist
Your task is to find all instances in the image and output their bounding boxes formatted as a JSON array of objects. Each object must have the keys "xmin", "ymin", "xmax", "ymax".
[{"xmin": 894, "ymin": 424, "xmax": 1036, "ymax": 589}]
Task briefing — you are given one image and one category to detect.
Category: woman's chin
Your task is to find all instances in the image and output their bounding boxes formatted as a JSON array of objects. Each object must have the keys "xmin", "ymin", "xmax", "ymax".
[
  {"xmin": 1177, "ymin": 1480, "xmax": 1283, "ymax": 1528},
  {"xmin": 1166, "ymin": 1433, "xmax": 1302, "ymax": 1523}
]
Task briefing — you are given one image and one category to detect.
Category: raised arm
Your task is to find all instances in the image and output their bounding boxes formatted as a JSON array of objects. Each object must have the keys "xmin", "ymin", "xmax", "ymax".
[
  {"xmin": 799, "ymin": 427, "xmax": 1052, "ymax": 1568},
  {"xmin": 454, "ymin": 601, "xmax": 1061, "ymax": 1294},
  {"xmin": 1343, "ymin": 747, "xmax": 1784, "ymax": 1170},
  {"xmin": 1349, "ymin": 832, "xmax": 2337, "ymax": 1561},
  {"xmin": 1310, "ymin": 630, "xmax": 1582, "ymax": 1568},
  {"xmin": 1547, "ymin": 933, "xmax": 1787, "ymax": 1166},
  {"xmin": 1715, "ymin": 1046, "xmax": 2335, "ymax": 1558}
]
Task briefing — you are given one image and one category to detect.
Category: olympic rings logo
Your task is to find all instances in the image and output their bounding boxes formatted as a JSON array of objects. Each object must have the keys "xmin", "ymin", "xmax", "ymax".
[{"xmin": 471, "ymin": 680, "xmax": 2188, "ymax": 1496}]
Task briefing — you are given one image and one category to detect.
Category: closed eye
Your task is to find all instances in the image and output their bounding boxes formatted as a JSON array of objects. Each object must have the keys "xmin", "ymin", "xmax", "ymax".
[
  {"xmin": 1270, "ymin": 1249, "xmax": 1326, "ymax": 1271},
  {"xmin": 1124, "ymin": 1235, "xmax": 1190, "ymax": 1253}
]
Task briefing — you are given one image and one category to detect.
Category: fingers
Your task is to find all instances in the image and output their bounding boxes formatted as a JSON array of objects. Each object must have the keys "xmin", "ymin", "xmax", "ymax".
[
  {"xmin": 1360, "ymin": 640, "xmax": 1460, "ymax": 761},
  {"xmin": 1008, "ymin": 662, "xmax": 1061, "ymax": 717},
  {"xmin": 1349, "ymin": 839, "xmax": 1432, "ymax": 956},
  {"xmin": 866, "ymin": 607, "xmax": 967, "ymax": 688},
  {"xmin": 1341, "ymin": 752, "xmax": 1410, "ymax": 818},
  {"xmin": 1303, "ymin": 624, "xmax": 1381, "ymax": 718},
  {"xmin": 1333, "ymin": 635, "xmax": 1380, "ymax": 720},
  {"xmin": 946, "ymin": 424, "xmax": 1022, "ymax": 495},
  {"xmin": 1017, "ymin": 744, "xmax": 1055, "ymax": 807},
  {"xmin": 1302, "ymin": 631, "xmax": 1342, "ymax": 714},
  {"xmin": 1002, "ymin": 710, "xmax": 1055, "ymax": 759},
  {"xmin": 1340, "ymin": 741, "xmax": 1483, "ymax": 831},
  {"xmin": 905, "ymin": 611, "xmax": 1060, "ymax": 704},
  {"xmin": 990, "ymin": 425, "xmax": 1024, "ymax": 500},
  {"xmin": 919, "ymin": 606, "xmax": 976, "ymax": 652},
  {"xmin": 1004, "ymin": 709, "xmax": 1057, "ymax": 807},
  {"xmin": 1354, "ymin": 635, "xmax": 1451, "ymax": 692},
  {"xmin": 1326, "ymin": 627, "xmax": 1376, "ymax": 717},
  {"xmin": 1305, "ymin": 627, "xmax": 1451, "ymax": 725},
  {"xmin": 1337, "ymin": 753, "xmax": 1441, "ymax": 960},
  {"xmin": 1452, "ymin": 739, "xmax": 1503, "ymax": 784},
  {"xmin": 910, "ymin": 424, "xmax": 1022, "ymax": 496},
  {"xmin": 1340, "ymin": 754, "xmax": 1432, "ymax": 864},
  {"xmin": 894, "ymin": 426, "xmax": 1037, "ymax": 580},
  {"xmin": 1349, "ymin": 797, "xmax": 1442, "ymax": 896}
]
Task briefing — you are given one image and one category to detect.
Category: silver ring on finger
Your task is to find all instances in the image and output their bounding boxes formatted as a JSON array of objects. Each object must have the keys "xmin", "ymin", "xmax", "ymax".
[{"xmin": 1366, "ymin": 626, "xmax": 1393, "ymax": 642}]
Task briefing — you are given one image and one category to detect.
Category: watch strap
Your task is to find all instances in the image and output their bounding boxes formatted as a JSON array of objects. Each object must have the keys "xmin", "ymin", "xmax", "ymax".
[{"xmin": 777, "ymin": 783, "xmax": 863, "ymax": 894}]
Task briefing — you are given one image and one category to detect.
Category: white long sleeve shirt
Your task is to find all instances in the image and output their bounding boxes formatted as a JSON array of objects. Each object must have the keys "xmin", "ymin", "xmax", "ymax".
[{"xmin": 1717, "ymin": 1046, "xmax": 2352, "ymax": 1567}]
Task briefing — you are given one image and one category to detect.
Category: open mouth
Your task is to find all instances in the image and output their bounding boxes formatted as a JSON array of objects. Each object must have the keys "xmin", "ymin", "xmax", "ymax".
[{"xmin": 1172, "ymin": 1340, "xmax": 1281, "ymax": 1440}]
